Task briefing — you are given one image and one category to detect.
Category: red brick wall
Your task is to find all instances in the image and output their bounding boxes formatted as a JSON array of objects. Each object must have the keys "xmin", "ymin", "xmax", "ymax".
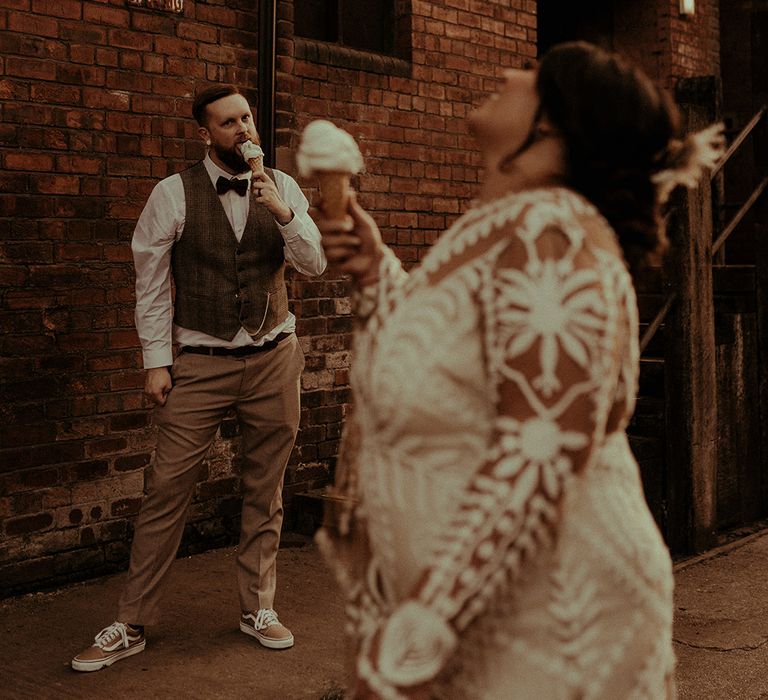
[
  {"xmin": 659, "ymin": 0, "xmax": 720, "ymax": 87},
  {"xmin": 0, "ymin": 0, "xmax": 537, "ymax": 595},
  {"xmin": 0, "ymin": 0, "xmax": 314, "ymax": 596},
  {"xmin": 280, "ymin": 0, "xmax": 537, "ymax": 265},
  {"xmin": 613, "ymin": 0, "xmax": 720, "ymax": 88},
  {"xmin": 0, "ymin": 0, "xmax": 722, "ymax": 595}
]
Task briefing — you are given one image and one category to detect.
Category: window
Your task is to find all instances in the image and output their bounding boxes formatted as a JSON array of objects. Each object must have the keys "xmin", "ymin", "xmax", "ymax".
[{"xmin": 295, "ymin": 0, "xmax": 398, "ymax": 56}]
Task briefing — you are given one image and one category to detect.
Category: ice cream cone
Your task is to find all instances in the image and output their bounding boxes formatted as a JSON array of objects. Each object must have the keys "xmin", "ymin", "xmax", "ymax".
[
  {"xmin": 296, "ymin": 121, "xmax": 363, "ymax": 218},
  {"xmin": 239, "ymin": 140, "xmax": 265, "ymax": 177},
  {"xmin": 317, "ymin": 171, "xmax": 351, "ymax": 219},
  {"xmin": 247, "ymin": 156, "xmax": 264, "ymax": 176}
]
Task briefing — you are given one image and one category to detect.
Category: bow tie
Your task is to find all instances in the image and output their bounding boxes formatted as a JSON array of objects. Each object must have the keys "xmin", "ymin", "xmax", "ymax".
[{"xmin": 216, "ymin": 176, "xmax": 249, "ymax": 196}]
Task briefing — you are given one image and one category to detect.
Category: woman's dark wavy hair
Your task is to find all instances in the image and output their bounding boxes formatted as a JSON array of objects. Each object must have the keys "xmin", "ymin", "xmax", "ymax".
[{"xmin": 536, "ymin": 42, "xmax": 680, "ymax": 273}]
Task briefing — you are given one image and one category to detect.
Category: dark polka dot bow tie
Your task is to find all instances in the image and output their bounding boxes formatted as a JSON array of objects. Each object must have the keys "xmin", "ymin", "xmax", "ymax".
[{"xmin": 216, "ymin": 176, "xmax": 249, "ymax": 196}]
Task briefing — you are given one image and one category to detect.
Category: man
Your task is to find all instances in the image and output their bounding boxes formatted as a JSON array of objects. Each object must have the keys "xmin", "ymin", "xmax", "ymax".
[{"xmin": 72, "ymin": 85, "xmax": 326, "ymax": 671}]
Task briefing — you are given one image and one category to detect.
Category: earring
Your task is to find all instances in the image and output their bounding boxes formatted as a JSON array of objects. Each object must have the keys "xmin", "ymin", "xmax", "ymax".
[{"xmin": 206, "ymin": 140, "xmax": 211, "ymax": 146}]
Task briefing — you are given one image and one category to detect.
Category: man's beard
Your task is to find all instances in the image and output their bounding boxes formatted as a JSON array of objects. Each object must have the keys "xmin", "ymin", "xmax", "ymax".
[{"xmin": 212, "ymin": 143, "xmax": 249, "ymax": 173}]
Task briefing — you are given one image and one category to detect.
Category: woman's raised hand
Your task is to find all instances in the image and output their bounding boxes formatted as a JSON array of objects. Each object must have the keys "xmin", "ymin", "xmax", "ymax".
[{"xmin": 313, "ymin": 192, "xmax": 384, "ymax": 287}]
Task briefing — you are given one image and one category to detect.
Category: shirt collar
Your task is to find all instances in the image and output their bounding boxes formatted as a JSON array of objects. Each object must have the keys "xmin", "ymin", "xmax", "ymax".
[{"xmin": 203, "ymin": 153, "xmax": 252, "ymax": 187}]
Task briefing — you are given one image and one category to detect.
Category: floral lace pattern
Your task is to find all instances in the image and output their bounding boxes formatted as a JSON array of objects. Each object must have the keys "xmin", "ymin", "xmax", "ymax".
[{"xmin": 323, "ymin": 188, "xmax": 675, "ymax": 698}]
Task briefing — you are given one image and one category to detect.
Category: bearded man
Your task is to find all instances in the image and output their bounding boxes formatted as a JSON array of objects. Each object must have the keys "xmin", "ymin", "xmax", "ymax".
[{"xmin": 72, "ymin": 85, "xmax": 326, "ymax": 671}]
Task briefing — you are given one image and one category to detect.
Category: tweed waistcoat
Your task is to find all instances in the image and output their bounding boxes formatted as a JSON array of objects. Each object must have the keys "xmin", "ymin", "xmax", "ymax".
[{"xmin": 172, "ymin": 161, "xmax": 288, "ymax": 342}]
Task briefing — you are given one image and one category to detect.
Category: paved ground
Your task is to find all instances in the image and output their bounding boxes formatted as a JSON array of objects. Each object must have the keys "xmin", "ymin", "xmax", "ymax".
[
  {"xmin": 674, "ymin": 529, "xmax": 768, "ymax": 700},
  {"xmin": 0, "ymin": 545, "xmax": 349, "ymax": 700},
  {"xmin": 2, "ymin": 530, "xmax": 768, "ymax": 699}
]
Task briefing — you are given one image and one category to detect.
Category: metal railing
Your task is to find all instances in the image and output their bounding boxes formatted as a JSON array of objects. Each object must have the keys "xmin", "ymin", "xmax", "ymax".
[{"xmin": 639, "ymin": 105, "xmax": 767, "ymax": 354}]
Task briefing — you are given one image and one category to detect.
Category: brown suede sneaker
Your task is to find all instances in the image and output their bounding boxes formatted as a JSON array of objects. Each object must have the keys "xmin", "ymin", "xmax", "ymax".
[
  {"xmin": 71, "ymin": 622, "xmax": 146, "ymax": 672},
  {"xmin": 240, "ymin": 609, "xmax": 294, "ymax": 649}
]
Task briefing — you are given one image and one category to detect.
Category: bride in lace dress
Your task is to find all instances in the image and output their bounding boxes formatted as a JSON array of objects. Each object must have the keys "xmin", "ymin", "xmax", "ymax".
[{"xmin": 314, "ymin": 42, "xmax": 723, "ymax": 699}]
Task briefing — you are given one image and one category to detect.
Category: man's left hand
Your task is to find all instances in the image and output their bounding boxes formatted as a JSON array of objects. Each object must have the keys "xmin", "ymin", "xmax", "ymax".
[{"xmin": 252, "ymin": 172, "xmax": 293, "ymax": 225}]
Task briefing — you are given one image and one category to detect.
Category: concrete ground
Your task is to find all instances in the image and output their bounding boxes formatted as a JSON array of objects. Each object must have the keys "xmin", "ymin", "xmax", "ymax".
[
  {"xmin": 674, "ymin": 529, "xmax": 768, "ymax": 700},
  {"xmin": 0, "ymin": 544, "xmax": 349, "ymax": 700},
  {"xmin": 2, "ymin": 530, "xmax": 767, "ymax": 699}
]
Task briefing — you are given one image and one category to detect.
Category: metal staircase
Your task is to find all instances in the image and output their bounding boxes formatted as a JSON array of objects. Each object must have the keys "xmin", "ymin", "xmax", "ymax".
[{"xmin": 628, "ymin": 105, "xmax": 768, "ymax": 548}]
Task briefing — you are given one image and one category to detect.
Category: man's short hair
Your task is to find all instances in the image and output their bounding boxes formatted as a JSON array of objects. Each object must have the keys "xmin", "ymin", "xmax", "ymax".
[{"xmin": 192, "ymin": 85, "xmax": 241, "ymax": 126}]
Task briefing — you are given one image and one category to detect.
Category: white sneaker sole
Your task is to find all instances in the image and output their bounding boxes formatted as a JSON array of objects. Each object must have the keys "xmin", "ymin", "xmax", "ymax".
[
  {"xmin": 239, "ymin": 621, "xmax": 294, "ymax": 649},
  {"xmin": 71, "ymin": 640, "xmax": 146, "ymax": 672}
]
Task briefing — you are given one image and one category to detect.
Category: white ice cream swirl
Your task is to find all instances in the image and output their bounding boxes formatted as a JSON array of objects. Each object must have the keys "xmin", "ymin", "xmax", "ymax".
[
  {"xmin": 239, "ymin": 140, "xmax": 264, "ymax": 161},
  {"xmin": 297, "ymin": 120, "xmax": 363, "ymax": 177}
]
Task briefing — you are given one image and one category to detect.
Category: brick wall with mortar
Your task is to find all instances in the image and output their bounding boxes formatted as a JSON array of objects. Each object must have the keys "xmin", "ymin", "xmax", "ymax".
[
  {"xmin": 279, "ymin": 0, "xmax": 537, "ymax": 263},
  {"xmin": 0, "ymin": 0, "xmax": 537, "ymax": 596},
  {"xmin": 613, "ymin": 0, "xmax": 720, "ymax": 88},
  {"xmin": 0, "ymin": 0, "xmax": 330, "ymax": 596},
  {"xmin": 0, "ymin": 0, "xmax": 722, "ymax": 595}
]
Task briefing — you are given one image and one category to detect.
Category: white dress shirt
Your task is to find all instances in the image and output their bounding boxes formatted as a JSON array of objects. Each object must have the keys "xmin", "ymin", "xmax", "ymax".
[{"xmin": 132, "ymin": 155, "xmax": 326, "ymax": 369}]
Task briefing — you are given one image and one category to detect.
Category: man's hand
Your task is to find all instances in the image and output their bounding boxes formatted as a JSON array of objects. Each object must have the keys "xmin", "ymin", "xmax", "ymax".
[
  {"xmin": 145, "ymin": 366, "xmax": 172, "ymax": 406},
  {"xmin": 252, "ymin": 172, "xmax": 293, "ymax": 225}
]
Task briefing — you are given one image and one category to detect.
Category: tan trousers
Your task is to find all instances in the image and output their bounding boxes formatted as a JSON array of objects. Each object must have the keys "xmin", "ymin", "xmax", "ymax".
[{"xmin": 117, "ymin": 334, "xmax": 304, "ymax": 626}]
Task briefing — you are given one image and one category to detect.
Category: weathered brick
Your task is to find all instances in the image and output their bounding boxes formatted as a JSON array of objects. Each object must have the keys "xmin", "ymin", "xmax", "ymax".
[
  {"xmin": 31, "ymin": 0, "xmax": 81, "ymax": 19},
  {"xmin": 55, "ymin": 154, "xmax": 102, "ymax": 174},
  {"xmin": 66, "ymin": 460, "xmax": 109, "ymax": 482},
  {"xmin": 0, "ymin": 557, "xmax": 56, "ymax": 594},
  {"xmin": 7, "ymin": 10, "xmax": 59, "ymax": 37},
  {"xmin": 196, "ymin": 477, "xmax": 239, "ymax": 500},
  {"xmin": 114, "ymin": 453, "xmax": 151, "ymax": 472},
  {"xmin": 154, "ymin": 35, "xmax": 197, "ymax": 58},
  {"xmin": 70, "ymin": 44, "xmax": 95, "ymax": 64},
  {"xmin": 178, "ymin": 21, "xmax": 218, "ymax": 44},
  {"xmin": 130, "ymin": 9, "xmax": 176, "ymax": 34},
  {"xmin": 109, "ymin": 412, "xmax": 149, "ymax": 432},
  {"xmin": 108, "ymin": 28, "xmax": 153, "ymax": 52},
  {"xmin": 53, "ymin": 106, "xmax": 105, "ymax": 130},
  {"xmin": 0, "ymin": 423, "xmax": 57, "ymax": 447},
  {"xmin": 4, "ymin": 152, "xmax": 55, "ymax": 171},
  {"xmin": 56, "ymin": 63, "xmax": 106, "ymax": 86},
  {"xmin": 5, "ymin": 512, "xmax": 54, "ymax": 535},
  {"xmin": 110, "ymin": 496, "xmax": 142, "ymax": 517},
  {"xmin": 0, "ymin": 240, "xmax": 54, "ymax": 263},
  {"xmin": 34, "ymin": 175, "xmax": 80, "ymax": 195},
  {"xmin": 106, "ymin": 156, "xmax": 151, "ymax": 176},
  {"xmin": 105, "ymin": 70, "xmax": 153, "ymax": 93},
  {"xmin": 83, "ymin": 3, "xmax": 129, "ymax": 27},
  {"xmin": 5, "ymin": 56, "xmax": 57, "ymax": 81},
  {"xmin": 84, "ymin": 437, "xmax": 128, "ymax": 458},
  {"xmin": 11, "ymin": 491, "xmax": 44, "ymax": 516},
  {"xmin": 70, "ymin": 473, "xmax": 142, "ymax": 504},
  {"xmin": 53, "ymin": 546, "xmax": 105, "ymax": 575}
]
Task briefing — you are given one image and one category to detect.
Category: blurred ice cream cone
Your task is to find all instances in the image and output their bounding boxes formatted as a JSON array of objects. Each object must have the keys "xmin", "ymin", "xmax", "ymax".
[
  {"xmin": 317, "ymin": 172, "xmax": 351, "ymax": 219},
  {"xmin": 297, "ymin": 120, "xmax": 363, "ymax": 218}
]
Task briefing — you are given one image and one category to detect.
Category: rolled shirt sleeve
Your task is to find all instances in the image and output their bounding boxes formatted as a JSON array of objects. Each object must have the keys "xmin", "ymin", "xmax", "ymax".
[{"xmin": 274, "ymin": 170, "xmax": 327, "ymax": 278}]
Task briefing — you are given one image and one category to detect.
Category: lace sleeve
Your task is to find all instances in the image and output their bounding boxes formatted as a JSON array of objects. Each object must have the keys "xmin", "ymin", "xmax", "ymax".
[
  {"xmin": 351, "ymin": 245, "xmax": 409, "ymax": 321},
  {"xmin": 357, "ymin": 225, "xmax": 625, "ymax": 697}
]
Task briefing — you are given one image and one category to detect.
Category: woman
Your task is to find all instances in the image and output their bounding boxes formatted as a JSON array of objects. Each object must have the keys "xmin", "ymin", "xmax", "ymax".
[{"xmin": 314, "ymin": 42, "xmax": 723, "ymax": 699}]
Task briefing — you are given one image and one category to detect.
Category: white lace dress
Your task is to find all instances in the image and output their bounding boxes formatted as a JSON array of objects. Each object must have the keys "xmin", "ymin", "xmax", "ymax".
[{"xmin": 319, "ymin": 187, "xmax": 676, "ymax": 699}]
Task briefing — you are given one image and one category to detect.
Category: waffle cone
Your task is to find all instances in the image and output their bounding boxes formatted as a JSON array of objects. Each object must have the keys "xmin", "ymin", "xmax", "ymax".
[
  {"xmin": 247, "ymin": 157, "xmax": 264, "ymax": 176},
  {"xmin": 317, "ymin": 172, "xmax": 351, "ymax": 219}
]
